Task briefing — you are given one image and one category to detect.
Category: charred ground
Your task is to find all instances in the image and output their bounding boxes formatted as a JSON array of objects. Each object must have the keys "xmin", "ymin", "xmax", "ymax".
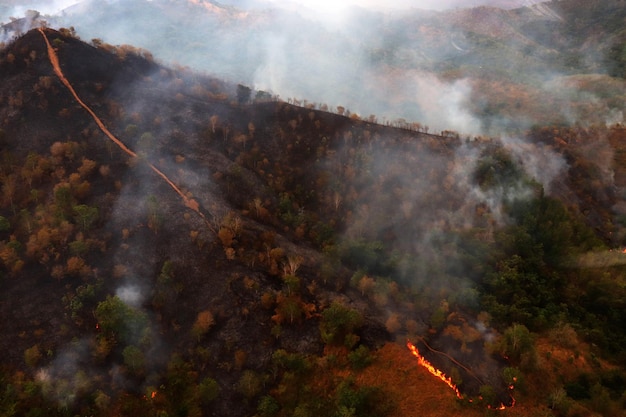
[{"xmin": 0, "ymin": 28, "xmax": 625, "ymax": 417}]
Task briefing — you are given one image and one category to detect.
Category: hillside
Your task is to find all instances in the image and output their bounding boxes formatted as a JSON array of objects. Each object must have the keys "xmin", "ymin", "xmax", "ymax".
[{"xmin": 0, "ymin": 27, "xmax": 625, "ymax": 417}]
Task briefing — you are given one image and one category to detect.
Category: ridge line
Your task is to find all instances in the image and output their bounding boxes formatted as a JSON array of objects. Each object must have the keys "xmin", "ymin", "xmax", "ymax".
[{"xmin": 38, "ymin": 28, "xmax": 208, "ymax": 223}]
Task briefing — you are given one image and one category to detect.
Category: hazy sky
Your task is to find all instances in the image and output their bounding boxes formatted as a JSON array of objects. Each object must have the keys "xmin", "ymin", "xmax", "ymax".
[
  {"xmin": 268, "ymin": 0, "xmax": 541, "ymax": 11},
  {"xmin": 1, "ymin": 0, "xmax": 542, "ymax": 21},
  {"xmin": 1, "ymin": 0, "xmax": 81, "ymax": 20}
]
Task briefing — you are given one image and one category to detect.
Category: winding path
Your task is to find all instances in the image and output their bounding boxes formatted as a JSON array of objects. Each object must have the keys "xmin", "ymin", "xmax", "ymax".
[{"xmin": 38, "ymin": 28, "xmax": 204, "ymax": 218}]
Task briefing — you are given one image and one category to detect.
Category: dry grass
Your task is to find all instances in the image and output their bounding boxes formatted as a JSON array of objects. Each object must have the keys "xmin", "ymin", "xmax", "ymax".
[
  {"xmin": 355, "ymin": 343, "xmax": 483, "ymax": 417},
  {"xmin": 356, "ymin": 342, "xmax": 560, "ymax": 417}
]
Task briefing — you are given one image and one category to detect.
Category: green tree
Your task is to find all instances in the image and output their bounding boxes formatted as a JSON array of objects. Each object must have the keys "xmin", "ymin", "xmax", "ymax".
[
  {"xmin": 473, "ymin": 146, "xmax": 522, "ymax": 191},
  {"xmin": 94, "ymin": 390, "xmax": 111, "ymax": 411},
  {"xmin": 69, "ymin": 239, "xmax": 89, "ymax": 257},
  {"xmin": 138, "ymin": 132, "xmax": 155, "ymax": 153},
  {"xmin": 165, "ymin": 354, "xmax": 201, "ymax": 413},
  {"xmin": 73, "ymin": 204, "xmax": 98, "ymax": 232},
  {"xmin": 482, "ymin": 195, "xmax": 602, "ymax": 329},
  {"xmin": 320, "ymin": 301, "xmax": 363, "ymax": 346},
  {"xmin": 0, "ymin": 216, "xmax": 9, "ymax": 232},
  {"xmin": 54, "ymin": 184, "xmax": 74, "ymax": 220},
  {"xmin": 348, "ymin": 345, "xmax": 373, "ymax": 370},
  {"xmin": 548, "ymin": 387, "xmax": 571, "ymax": 415},
  {"xmin": 198, "ymin": 377, "xmax": 220, "ymax": 405},
  {"xmin": 478, "ymin": 384, "xmax": 497, "ymax": 406},
  {"xmin": 257, "ymin": 395, "xmax": 280, "ymax": 417},
  {"xmin": 282, "ymin": 274, "xmax": 300, "ymax": 296},
  {"xmin": 122, "ymin": 345, "xmax": 145, "ymax": 376},
  {"xmin": 509, "ymin": 196, "xmax": 601, "ymax": 265},
  {"xmin": 335, "ymin": 378, "xmax": 392, "ymax": 417},
  {"xmin": 237, "ymin": 370, "xmax": 262, "ymax": 400},
  {"xmin": 498, "ymin": 324, "xmax": 535, "ymax": 368},
  {"xmin": 275, "ymin": 295, "xmax": 303, "ymax": 325},
  {"xmin": 503, "ymin": 367, "xmax": 523, "ymax": 392},
  {"xmin": 271, "ymin": 349, "xmax": 311, "ymax": 376},
  {"xmin": 338, "ymin": 239, "xmax": 392, "ymax": 276},
  {"xmin": 153, "ymin": 260, "xmax": 177, "ymax": 309},
  {"xmin": 94, "ymin": 296, "xmax": 149, "ymax": 345}
]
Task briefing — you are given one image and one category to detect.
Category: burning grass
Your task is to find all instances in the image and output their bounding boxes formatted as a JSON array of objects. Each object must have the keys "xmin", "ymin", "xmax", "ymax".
[
  {"xmin": 407, "ymin": 341, "xmax": 463, "ymax": 399},
  {"xmin": 353, "ymin": 342, "xmax": 557, "ymax": 417},
  {"xmin": 354, "ymin": 343, "xmax": 483, "ymax": 417}
]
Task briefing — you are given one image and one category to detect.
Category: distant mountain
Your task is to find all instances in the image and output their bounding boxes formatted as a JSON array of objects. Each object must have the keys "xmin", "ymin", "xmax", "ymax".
[{"xmin": 23, "ymin": 0, "xmax": 620, "ymax": 134}]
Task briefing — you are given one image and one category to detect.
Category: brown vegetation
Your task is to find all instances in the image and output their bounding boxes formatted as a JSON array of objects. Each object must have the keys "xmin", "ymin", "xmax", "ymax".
[{"xmin": 0, "ymin": 25, "xmax": 624, "ymax": 417}]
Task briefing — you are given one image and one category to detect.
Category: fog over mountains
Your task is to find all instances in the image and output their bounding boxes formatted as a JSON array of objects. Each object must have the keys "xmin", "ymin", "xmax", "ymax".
[
  {"xmin": 3, "ymin": 0, "xmax": 623, "ymax": 136},
  {"xmin": 222, "ymin": 0, "xmax": 542, "ymax": 11},
  {"xmin": 0, "ymin": 0, "xmax": 542, "ymax": 18}
]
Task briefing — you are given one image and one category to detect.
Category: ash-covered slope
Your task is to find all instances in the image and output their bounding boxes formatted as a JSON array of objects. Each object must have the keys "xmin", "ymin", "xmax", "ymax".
[
  {"xmin": 0, "ymin": 27, "xmax": 401, "ymax": 417},
  {"xmin": 0, "ymin": 28, "xmax": 624, "ymax": 417}
]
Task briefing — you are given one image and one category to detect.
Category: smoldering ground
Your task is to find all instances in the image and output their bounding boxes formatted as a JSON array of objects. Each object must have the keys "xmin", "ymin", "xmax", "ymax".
[
  {"xmin": 33, "ymin": 171, "xmax": 168, "ymax": 406},
  {"xmin": 333, "ymin": 127, "xmax": 566, "ymax": 292},
  {"xmin": 31, "ymin": 61, "xmax": 232, "ymax": 407},
  {"xmin": 317, "ymin": 124, "xmax": 568, "ymax": 402}
]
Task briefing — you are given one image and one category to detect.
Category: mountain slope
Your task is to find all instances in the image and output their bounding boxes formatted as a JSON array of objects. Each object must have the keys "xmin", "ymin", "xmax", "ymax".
[
  {"xmin": 0, "ymin": 27, "xmax": 427, "ymax": 416},
  {"xmin": 0, "ymin": 27, "xmax": 625, "ymax": 417}
]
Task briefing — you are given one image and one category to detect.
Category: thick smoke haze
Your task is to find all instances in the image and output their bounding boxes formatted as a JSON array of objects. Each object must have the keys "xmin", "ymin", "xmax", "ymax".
[
  {"xmin": 235, "ymin": 0, "xmax": 542, "ymax": 12},
  {"xmin": 3, "ymin": 0, "xmax": 621, "ymax": 136},
  {"xmin": 2, "ymin": 0, "xmax": 615, "ymax": 292},
  {"xmin": 3, "ymin": 1, "xmax": 624, "ymax": 411},
  {"xmin": 0, "ymin": 0, "xmax": 80, "ymax": 22}
]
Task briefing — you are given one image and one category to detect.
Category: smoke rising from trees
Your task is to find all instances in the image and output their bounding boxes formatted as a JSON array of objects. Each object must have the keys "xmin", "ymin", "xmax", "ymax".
[
  {"xmin": 3, "ymin": 0, "xmax": 621, "ymax": 136},
  {"xmin": 1, "ymin": 2, "xmax": 625, "ymax": 413}
]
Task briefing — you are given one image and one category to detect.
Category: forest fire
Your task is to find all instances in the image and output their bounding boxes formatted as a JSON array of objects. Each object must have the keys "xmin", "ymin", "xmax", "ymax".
[
  {"xmin": 407, "ymin": 341, "xmax": 463, "ymax": 399},
  {"xmin": 407, "ymin": 341, "xmax": 515, "ymax": 409}
]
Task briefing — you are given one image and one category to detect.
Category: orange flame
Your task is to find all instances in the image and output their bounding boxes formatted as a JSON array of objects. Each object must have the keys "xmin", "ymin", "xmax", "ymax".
[
  {"xmin": 407, "ymin": 341, "xmax": 516, "ymax": 409},
  {"xmin": 151, "ymin": 391, "xmax": 157, "ymax": 399},
  {"xmin": 407, "ymin": 341, "xmax": 462, "ymax": 399}
]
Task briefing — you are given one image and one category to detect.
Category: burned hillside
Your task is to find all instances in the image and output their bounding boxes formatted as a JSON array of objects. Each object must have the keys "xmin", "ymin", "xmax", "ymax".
[{"xmin": 0, "ymin": 27, "xmax": 624, "ymax": 417}]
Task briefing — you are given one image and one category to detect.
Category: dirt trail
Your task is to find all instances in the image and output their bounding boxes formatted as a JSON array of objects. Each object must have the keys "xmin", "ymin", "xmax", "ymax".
[{"xmin": 38, "ymin": 28, "xmax": 204, "ymax": 218}]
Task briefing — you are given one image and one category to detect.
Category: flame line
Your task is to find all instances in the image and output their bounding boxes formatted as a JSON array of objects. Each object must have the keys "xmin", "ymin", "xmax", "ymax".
[
  {"xmin": 407, "ymin": 339, "xmax": 516, "ymax": 409},
  {"xmin": 407, "ymin": 341, "xmax": 463, "ymax": 399},
  {"xmin": 415, "ymin": 336, "xmax": 485, "ymax": 386},
  {"xmin": 38, "ymin": 28, "xmax": 208, "ymax": 224}
]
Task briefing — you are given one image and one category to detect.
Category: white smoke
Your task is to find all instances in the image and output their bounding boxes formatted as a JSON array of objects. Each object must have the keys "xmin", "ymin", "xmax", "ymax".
[
  {"xmin": 501, "ymin": 135, "xmax": 567, "ymax": 194},
  {"xmin": 116, "ymin": 284, "xmax": 145, "ymax": 307},
  {"xmin": 263, "ymin": 0, "xmax": 542, "ymax": 12},
  {"xmin": 253, "ymin": 34, "xmax": 290, "ymax": 97},
  {"xmin": 410, "ymin": 75, "xmax": 482, "ymax": 135},
  {"xmin": 0, "ymin": 0, "xmax": 81, "ymax": 23},
  {"xmin": 36, "ymin": 339, "xmax": 95, "ymax": 406}
]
